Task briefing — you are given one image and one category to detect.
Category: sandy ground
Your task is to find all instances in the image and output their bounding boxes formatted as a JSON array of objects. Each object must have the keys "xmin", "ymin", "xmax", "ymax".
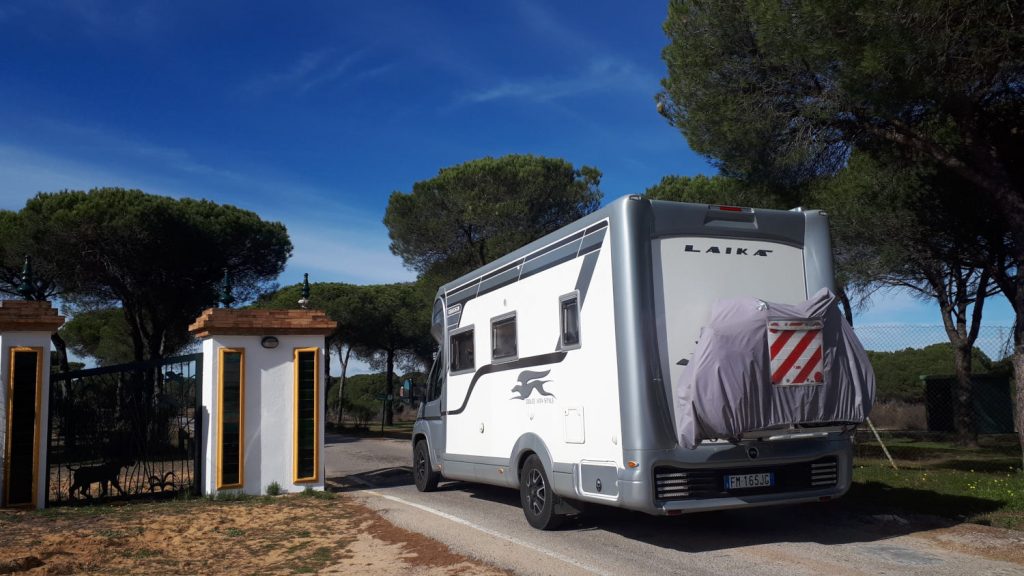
[{"xmin": 0, "ymin": 492, "xmax": 509, "ymax": 575}]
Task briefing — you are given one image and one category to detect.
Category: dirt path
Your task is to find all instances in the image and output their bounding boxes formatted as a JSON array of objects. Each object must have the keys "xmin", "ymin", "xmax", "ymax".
[{"xmin": 0, "ymin": 492, "xmax": 508, "ymax": 575}]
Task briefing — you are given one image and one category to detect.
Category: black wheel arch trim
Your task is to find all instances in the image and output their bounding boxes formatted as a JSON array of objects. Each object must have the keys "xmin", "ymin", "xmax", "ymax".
[{"xmin": 510, "ymin": 433, "xmax": 555, "ymax": 482}]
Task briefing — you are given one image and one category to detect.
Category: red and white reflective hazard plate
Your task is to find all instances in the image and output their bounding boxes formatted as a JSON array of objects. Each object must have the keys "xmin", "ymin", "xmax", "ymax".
[{"xmin": 768, "ymin": 318, "xmax": 825, "ymax": 385}]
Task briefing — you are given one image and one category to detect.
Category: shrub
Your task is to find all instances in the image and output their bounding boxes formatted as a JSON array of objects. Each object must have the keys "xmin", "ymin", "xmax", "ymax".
[{"xmin": 266, "ymin": 481, "xmax": 281, "ymax": 496}]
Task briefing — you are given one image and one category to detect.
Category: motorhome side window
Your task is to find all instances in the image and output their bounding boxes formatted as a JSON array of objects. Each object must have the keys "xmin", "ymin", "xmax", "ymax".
[
  {"xmin": 560, "ymin": 293, "xmax": 581, "ymax": 349},
  {"xmin": 450, "ymin": 327, "xmax": 475, "ymax": 374},
  {"xmin": 491, "ymin": 314, "xmax": 517, "ymax": 361}
]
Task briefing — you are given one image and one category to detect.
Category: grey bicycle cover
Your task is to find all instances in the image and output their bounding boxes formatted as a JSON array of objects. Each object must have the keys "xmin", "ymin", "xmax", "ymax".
[{"xmin": 675, "ymin": 288, "xmax": 875, "ymax": 449}]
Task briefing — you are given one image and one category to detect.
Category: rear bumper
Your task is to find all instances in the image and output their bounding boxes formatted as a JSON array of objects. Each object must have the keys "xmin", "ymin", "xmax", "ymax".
[{"xmin": 574, "ymin": 433, "xmax": 853, "ymax": 515}]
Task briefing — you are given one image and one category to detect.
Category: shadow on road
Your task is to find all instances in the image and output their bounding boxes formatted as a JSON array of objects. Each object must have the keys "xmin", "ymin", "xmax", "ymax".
[
  {"xmin": 450, "ymin": 481, "xmax": 982, "ymax": 552},
  {"xmin": 323, "ymin": 435, "xmax": 1000, "ymax": 552},
  {"xmin": 324, "ymin": 434, "xmax": 365, "ymax": 445},
  {"xmin": 327, "ymin": 467, "xmax": 416, "ymax": 493}
]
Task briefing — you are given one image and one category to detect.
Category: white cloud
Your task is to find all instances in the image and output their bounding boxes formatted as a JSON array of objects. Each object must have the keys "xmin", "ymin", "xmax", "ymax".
[
  {"xmin": 242, "ymin": 48, "xmax": 386, "ymax": 96},
  {"xmin": 58, "ymin": 0, "xmax": 164, "ymax": 41},
  {"xmin": 460, "ymin": 57, "xmax": 655, "ymax": 105},
  {"xmin": 0, "ymin": 145, "xmax": 150, "ymax": 208},
  {"xmin": 0, "ymin": 139, "xmax": 409, "ymax": 288},
  {"xmin": 285, "ymin": 224, "xmax": 413, "ymax": 286}
]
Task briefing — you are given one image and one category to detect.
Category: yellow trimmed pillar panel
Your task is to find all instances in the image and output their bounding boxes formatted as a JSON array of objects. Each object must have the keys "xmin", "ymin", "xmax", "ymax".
[
  {"xmin": 189, "ymin": 308, "xmax": 335, "ymax": 496},
  {"xmin": 0, "ymin": 301, "xmax": 65, "ymax": 509}
]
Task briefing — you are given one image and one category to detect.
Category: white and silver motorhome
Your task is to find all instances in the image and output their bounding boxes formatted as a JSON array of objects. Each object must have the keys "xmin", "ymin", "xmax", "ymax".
[{"xmin": 413, "ymin": 195, "xmax": 863, "ymax": 529}]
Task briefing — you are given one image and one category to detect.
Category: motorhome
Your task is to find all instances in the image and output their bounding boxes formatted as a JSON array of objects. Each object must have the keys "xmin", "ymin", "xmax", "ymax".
[{"xmin": 412, "ymin": 195, "xmax": 873, "ymax": 529}]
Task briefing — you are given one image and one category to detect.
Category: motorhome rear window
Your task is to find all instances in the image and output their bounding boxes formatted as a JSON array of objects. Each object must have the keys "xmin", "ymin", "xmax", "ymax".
[
  {"xmin": 491, "ymin": 314, "xmax": 517, "ymax": 361},
  {"xmin": 450, "ymin": 328, "xmax": 475, "ymax": 374},
  {"xmin": 560, "ymin": 294, "xmax": 581, "ymax": 349}
]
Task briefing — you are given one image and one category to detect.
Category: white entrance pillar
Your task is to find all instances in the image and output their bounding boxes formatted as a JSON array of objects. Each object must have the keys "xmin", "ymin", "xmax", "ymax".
[
  {"xmin": 0, "ymin": 300, "xmax": 65, "ymax": 509},
  {"xmin": 189, "ymin": 307, "xmax": 335, "ymax": 496}
]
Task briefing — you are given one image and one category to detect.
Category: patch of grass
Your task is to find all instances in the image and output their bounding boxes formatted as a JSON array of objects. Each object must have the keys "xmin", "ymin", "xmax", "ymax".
[
  {"xmin": 846, "ymin": 434, "xmax": 1024, "ymax": 529},
  {"xmin": 209, "ymin": 490, "xmax": 256, "ymax": 502},
  {"xmin": 857, "ymin": 462, "xmax": 1024, "ymax": 509},
  {"xmin": 0, "ymin": 512, "xmax": 24, "ymax": 525},
  {"xmin": 36, "ymin": 503, "xmax": 120, "ymax": 518},
  {"xmin": 311, "ymin": 546, "xmax": 333, "ymax": 562},
  {"xmin": 287, "ymin": 547, "xmax": 335, "ymax": 575},
  {"xmin": 122, "ymin": 547, "xmax": 161, "ymax": 559},
  {"xmin": 286, "ymin": 541, "xmax": 311, "ymax": 554},
  {"xmin": 97, "ymin": 528, "xmax": 135, "ymax": 539},
  {"xmin": 226, "ymin": 527, "xmax": 245, "ymax": 537},
  {"xmin": 300, "ymin": 487, "xmax": 333, "ymax": 500}
]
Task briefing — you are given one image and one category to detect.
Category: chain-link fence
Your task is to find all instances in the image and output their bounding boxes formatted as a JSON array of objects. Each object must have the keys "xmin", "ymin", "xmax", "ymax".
[{"xmin": 854, "ymin": 325, "xmax": 1016, "ymax": 433}]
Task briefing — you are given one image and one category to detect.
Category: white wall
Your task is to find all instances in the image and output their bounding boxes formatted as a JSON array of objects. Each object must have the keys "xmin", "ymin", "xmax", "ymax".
[
  {"xmin": 0, "ymin": 331, "xmax": 53, "ymax": 509},
  {"xmin": 200, "ymin": 334, "xmax": 326, "ymax": 496}
]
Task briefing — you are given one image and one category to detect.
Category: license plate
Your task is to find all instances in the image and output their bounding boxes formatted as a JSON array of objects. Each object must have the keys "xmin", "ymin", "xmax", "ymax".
[{"xmin": 725, "ymin": 472, "xmax": 774, "ymax": 490}]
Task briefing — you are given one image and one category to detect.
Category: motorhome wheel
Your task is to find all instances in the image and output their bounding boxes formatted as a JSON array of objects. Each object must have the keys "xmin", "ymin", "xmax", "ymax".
[
  {"xmin": 413, "ymin": 440, "xmax": 440, "ymax": 492},
  {"xmin": 519, "ymin": 455, "xmax": 565, "ymax": 530}
]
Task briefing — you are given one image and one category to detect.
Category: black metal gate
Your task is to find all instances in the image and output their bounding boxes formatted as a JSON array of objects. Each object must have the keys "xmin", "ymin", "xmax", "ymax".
[{"xmin": 46, "ymin": 353, "xmax": 202, "ymax": 505}]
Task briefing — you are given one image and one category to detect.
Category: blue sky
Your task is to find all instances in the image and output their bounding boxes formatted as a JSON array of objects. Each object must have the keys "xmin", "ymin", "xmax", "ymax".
[{"xmin": 0, "ymin": 0, "xmax": 1014, "ymax": 336}]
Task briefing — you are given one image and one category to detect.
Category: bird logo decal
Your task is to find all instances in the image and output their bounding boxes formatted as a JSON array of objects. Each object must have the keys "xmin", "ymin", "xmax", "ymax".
[{"xmin": 511, "ymin": 369, "xmax": 555, "ymax": 400}]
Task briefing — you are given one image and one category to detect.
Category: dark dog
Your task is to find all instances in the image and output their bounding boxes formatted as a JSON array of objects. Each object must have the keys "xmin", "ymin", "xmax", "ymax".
[{"xmin": 68, "ymin": 460, "xmax": 132, "ymax": 500}]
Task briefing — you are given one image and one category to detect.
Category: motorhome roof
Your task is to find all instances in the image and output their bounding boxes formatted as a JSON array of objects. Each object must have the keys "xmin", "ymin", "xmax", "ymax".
[{"xmin": 436, "ymin": 195, "xmax": 812, "ymax": 298}]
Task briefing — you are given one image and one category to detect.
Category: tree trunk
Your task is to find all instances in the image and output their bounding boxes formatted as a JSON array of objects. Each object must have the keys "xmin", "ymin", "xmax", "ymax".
[
  {"xmin": 952, "ymin": 343, "xmax": 978, "ymax": 447},
  {"xmin": 1012, "ymin": 281, "xmax": 1024, "ymax": 473},
  {"xmin": 385, "ymin": 349, "xmax": 395, "ymax": 426},
  {"xmin": 50, "ymin": 332, "xmax": 70, "ymax": 372},
  {"xmin": 123, "ymin": 307, "xmax": 146, "ymax": 362},
  {"xmin": 1013, "ymin": 344, "xmax": 1024, "ymax": 474},
  {"xmin": 992, "ymin": 256, "xmax": 1024, "ymax": 473},
  {"xmin": 323, "ymin": 336, "xmax": 333, "ymax": 423},
  {"xmin": 337, "ymin": 344, "xmax": 351, "ymax": 426},
  {"xmin": 837, "ymin": 287, "xmax": 854, "ymax": 326}
]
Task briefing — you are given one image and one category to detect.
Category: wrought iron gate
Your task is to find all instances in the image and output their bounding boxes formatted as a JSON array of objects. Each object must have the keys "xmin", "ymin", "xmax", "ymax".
[{"xmin": 46, "ymin": 353, "xmax": 202, "ymax": 505}]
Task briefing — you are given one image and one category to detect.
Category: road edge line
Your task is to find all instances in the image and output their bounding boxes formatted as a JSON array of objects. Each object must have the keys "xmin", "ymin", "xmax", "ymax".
[{"xmin": 332, "ymin": 477, "xmax": 611, "ymax": 576}]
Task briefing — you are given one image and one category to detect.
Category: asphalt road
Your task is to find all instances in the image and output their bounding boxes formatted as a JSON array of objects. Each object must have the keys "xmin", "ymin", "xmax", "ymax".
[{"xmin": 325, "ymin": 434, "xmax": 1024, "ymax": 576}]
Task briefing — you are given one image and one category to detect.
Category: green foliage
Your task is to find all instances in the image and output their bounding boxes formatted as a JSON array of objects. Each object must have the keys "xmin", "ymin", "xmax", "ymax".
[
  {"xmin": 256, "ymin": 281, "xmax": 432, "ymax": 425},
  {"xmin": 49, "ymin": 352, "xmax": 84, "ymax": 372},
  {"xmin": 1, "ymin": 188, "xmax": 292, "ymax": 361},
  {"xmin": 869, "ymin": 343, "xmax": 993, "ymax": 402},
  {"xmin": 60, "ymin": 307, "xmax": 193, "ymax": 365},
  {"xmin": 342, "ymin": 373, "xmax": 390, "ymax": 427},
  {"xmin": 326, "ymin": 377, "xmax": 342, "ymax": 412},
  {"xmin": 658, "ymin": 0, "xmax": 1024, "ymax": 212},
  {"xmin": 808, "ymin": 153, "xmax": 1000, "ymax": 299},
  {"xmin": 644, "ymin": 174, "xmax": 792, "ymax": 209},
  {"xmin": 266, "ymin": 481, "xmax": 282, "ymax": 496},
  {"xmin": 384, "ymin": 154, "xmax": 602, "ymax": 283}
]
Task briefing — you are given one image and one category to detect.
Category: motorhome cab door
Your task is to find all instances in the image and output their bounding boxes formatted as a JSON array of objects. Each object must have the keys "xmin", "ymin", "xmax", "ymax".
[{"xmin": 420, "ymin": 299, "xmax": 446, "ymax": 461}]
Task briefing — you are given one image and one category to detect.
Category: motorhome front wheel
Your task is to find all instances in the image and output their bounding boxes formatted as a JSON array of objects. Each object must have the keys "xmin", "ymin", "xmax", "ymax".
[{"xmin": 413, "ymin": 440, "xmax": 440, "ymax": 492}]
